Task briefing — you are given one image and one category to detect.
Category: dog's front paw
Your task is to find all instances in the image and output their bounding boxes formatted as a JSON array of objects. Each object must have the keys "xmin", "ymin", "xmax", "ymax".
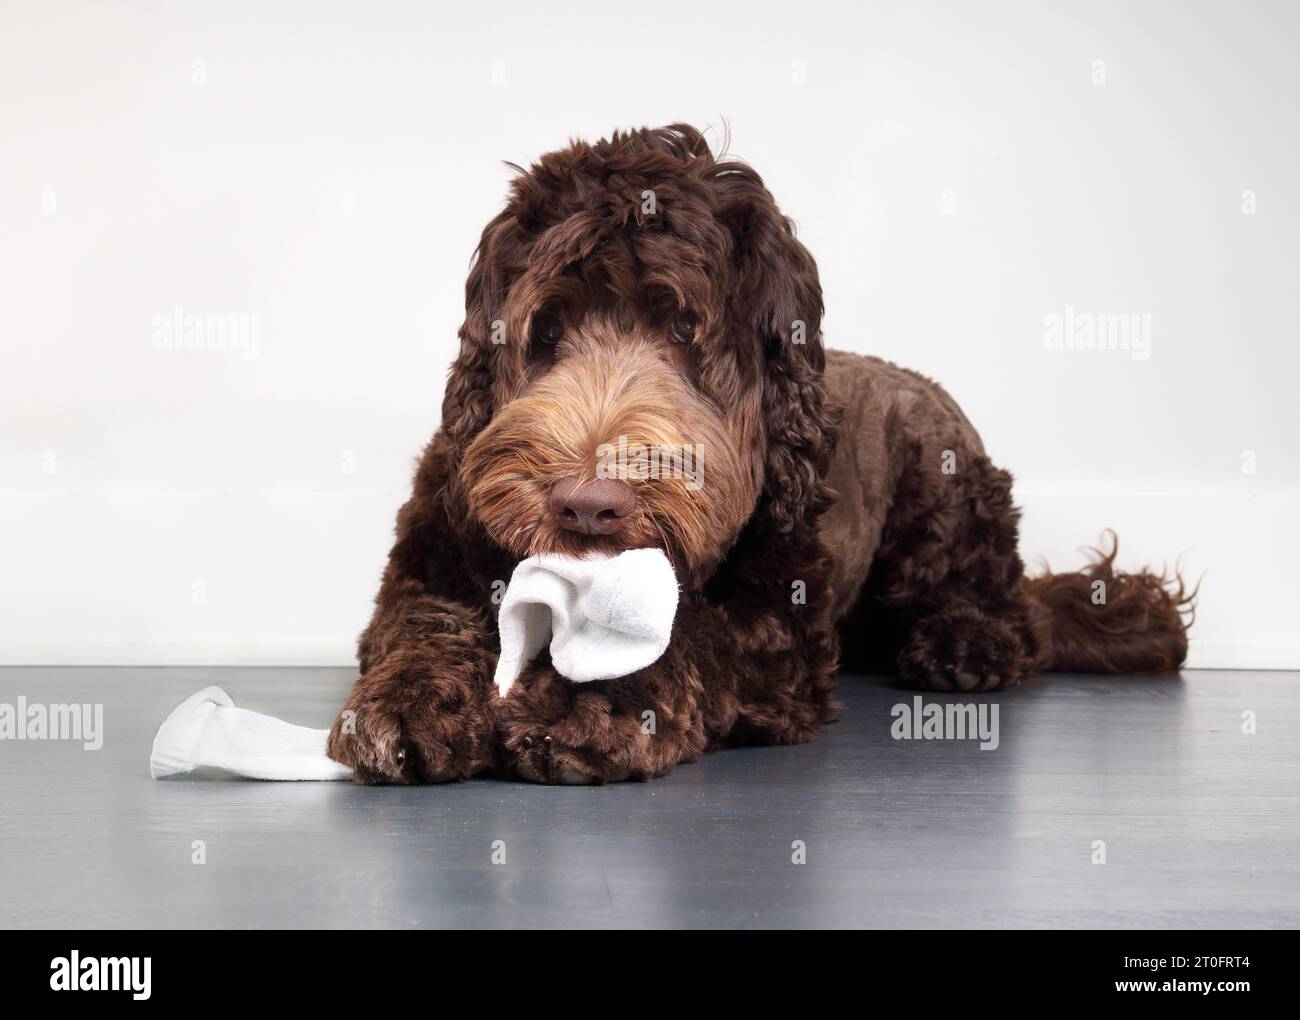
[
  {"xmin": 504, "ymin": 727, "xmax": 631, "ymax": 784},
  {"xmin": 495, "ymin": 670, "xmax": 653, "ymax": 785},
  {"xmin": 327, "ymin": 656, "xmax": 496, "ymax": 784},
  {"xmin": 501, "ymin": 724, "xmax": 634, "ymax": 785}
]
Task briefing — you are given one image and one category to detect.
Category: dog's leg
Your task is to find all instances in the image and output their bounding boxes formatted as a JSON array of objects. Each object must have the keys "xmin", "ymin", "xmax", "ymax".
[
  {"xmin": 327, "ymin": 591, "xmax": 499, "ymax": 784},
  {"xmin": 326, "ymin": 447, "xmax": 503, "ymax": 785},
  {"xmin": 877, "ymin": 451, "xmax": 1049, "ymax": 693}
]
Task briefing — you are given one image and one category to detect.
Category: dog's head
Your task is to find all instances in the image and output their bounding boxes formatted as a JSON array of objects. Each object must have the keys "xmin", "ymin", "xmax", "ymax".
[{"xmin": 449, "ymin": 125, "xmax": 834, "ymax": 590}]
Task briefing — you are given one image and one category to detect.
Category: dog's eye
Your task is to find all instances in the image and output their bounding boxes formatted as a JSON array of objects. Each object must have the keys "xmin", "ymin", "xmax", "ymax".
[
  {"xmin": 669, "ymin": 313, "xmax": 697, "ymax": 345},
  {"xmin": 531, "ymin": 314, "xmax": 565, "ymax": 346}
]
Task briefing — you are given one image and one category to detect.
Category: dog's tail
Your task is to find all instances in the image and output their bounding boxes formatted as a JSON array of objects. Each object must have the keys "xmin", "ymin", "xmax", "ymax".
[{"xmin": 1024, "ymin": 531, "xmax": 1197, "ymax": 674}]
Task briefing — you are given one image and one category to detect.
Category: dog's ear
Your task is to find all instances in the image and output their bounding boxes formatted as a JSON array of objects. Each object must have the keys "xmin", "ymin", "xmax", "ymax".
[
  {"xmin": 718, "ymin": 168, "xmax": 836, "ymax": 534},
  {"xmin": 442, "ymin": 209, "xmax": 520, "ymax": 454}
]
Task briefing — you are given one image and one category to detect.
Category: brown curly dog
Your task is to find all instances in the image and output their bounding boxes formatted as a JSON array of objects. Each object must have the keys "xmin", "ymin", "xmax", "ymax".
[{"xmin": 326, "ymin": 124, "xmax": 1194, "ymax": 785}]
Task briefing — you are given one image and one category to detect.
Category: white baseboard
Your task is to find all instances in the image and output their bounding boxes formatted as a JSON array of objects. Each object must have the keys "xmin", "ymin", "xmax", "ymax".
[
  {"xmin": 1185, "ymin": 642, "xmax": 1300, "ymax": 671},
  {"xmin": 0, "ymin": 642, "xmax": 358, "ymax": 668}
]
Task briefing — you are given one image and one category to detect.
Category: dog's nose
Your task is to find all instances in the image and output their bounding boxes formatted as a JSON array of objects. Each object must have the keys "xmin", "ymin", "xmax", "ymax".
[{"xmin": 550, "ymin": 477, "xmax": 636, "ymax": 535}]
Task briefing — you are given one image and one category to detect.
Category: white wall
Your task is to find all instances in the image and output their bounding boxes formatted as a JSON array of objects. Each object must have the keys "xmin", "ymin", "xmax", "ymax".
[{"xmin": 1, "ymin": 0, "xmax": 1296, "ymax": 668}]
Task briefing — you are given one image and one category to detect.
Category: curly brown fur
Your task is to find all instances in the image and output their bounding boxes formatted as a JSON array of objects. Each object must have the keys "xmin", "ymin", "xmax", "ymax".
[
  {"xmin": 327, "ymin": 123, "xmax": 1192, "ymax": 784},
  {"xmin": 1024, "ymin": 531, "xmax": 1196, "ymax": 674}
]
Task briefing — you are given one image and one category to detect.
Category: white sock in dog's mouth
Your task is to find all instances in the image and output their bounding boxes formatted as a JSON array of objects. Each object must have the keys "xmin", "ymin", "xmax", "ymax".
[{"xmin": 493, "ymin": 547, "xmax": 680, "ymax": 696}]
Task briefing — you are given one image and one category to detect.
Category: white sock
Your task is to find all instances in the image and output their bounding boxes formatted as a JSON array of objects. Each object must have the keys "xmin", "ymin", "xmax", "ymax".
[
  {"xmin": 150, "ymin": 686, "xmax": 352, "ymax": 781},
  {"xmin": 494, "ymin": 547, "xmax": 679, "ymax": 696}
]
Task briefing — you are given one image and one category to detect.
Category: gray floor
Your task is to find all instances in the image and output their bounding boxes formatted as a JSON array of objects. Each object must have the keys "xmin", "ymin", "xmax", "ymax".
[{"xmin": 0, "ymin": 666, "xmax": 1296, "ymax": 929}]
